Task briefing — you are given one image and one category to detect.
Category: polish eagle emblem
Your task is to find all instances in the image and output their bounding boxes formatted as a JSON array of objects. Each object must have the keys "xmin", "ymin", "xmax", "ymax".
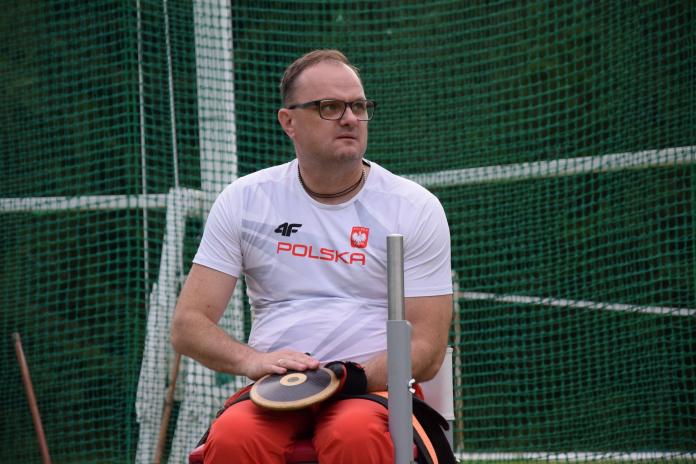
[{"xmin": 350, "ymin": 226, "xmax": 369, "ymax": 248}]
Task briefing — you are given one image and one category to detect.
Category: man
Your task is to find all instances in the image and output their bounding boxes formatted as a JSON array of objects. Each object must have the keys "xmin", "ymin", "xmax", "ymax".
[{"xmin": 171, "ymin": 49, "xmax": 453, "ymax": 463}]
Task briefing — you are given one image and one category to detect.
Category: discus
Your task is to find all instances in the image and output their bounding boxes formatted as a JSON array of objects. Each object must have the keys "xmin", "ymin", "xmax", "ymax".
[{"xmin": 250, "ymin": 367, "xmax": 339, "ymax": 411}]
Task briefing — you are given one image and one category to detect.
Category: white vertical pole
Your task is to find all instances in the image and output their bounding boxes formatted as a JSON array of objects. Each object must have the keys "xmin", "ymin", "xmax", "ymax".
[
  {"xmin": 387, "ymin": 234, "xmax": 413, "ymax": 463},
  {"xmin": 165, "ymin": 2, "xmax": 239, "ymax": 462},
  {"xmin": 162, "ymin": 0, "xmax": 180, "ymax": 190},
  {"xmin": 136, "ymin": 0, "xmax": 150, "ymax": 302},
  {"xmin": 193, "ymin": 0, "xmax": 237, "ymax": 192}
]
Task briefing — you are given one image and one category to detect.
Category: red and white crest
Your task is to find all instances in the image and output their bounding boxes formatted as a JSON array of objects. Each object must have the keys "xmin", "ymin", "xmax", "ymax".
[{"xmin": 350, "ymin": 226, "xmax": 369, "ymax": 248}]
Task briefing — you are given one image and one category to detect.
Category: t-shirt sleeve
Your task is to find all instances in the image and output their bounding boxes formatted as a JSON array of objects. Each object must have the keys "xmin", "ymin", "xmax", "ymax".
[
  {"xmin": 403, "ymin": 193, "xmax": 453, "ymax": 297},
  {"xmin": 192, "ymin": 185, "xmax": 243, "ymax": 277}
]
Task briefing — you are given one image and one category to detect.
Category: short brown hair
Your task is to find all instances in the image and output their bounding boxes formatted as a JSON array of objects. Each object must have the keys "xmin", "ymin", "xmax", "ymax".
[{"xmin": 280, "ymin": 49, "xmax": 361, "ymax": 106}]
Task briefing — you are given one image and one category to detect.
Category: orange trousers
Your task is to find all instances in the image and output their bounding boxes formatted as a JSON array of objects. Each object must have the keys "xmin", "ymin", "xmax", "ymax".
[{"xmin": 203, "ymin": 395, "xmax": 394, "ymax": 463}]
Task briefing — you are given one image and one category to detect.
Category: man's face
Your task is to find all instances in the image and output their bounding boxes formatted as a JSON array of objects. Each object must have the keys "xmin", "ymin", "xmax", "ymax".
[{"xmin": 279, "ymin": 62, "xmax": 369, "ymax": 164}]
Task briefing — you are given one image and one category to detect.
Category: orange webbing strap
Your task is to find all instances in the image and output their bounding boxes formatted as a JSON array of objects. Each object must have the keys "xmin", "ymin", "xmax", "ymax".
[{"xmin": 373, "ymin": 391, "xmax": 439, "ymax": 464}]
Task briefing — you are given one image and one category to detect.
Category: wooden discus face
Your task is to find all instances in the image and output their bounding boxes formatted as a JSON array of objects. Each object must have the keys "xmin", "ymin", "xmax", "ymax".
[{"xmin": 250, "ymin": 367, "xmax": 339, "ymax": 411}]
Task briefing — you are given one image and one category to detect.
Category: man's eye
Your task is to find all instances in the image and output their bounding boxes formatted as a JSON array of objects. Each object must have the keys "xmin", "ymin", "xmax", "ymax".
[
  {"xmin": 321, "ymin": 102, "xmax": 340, "ymax": 112},
  {"xmin": 352, "ymin": 101, "xmax": 367, "ymax": 113}
]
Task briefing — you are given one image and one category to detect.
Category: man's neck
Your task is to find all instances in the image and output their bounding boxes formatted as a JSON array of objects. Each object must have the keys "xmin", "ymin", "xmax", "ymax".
[{"xmin": 297, "ymin": 159, "xmax": 370, "ymax": 205}]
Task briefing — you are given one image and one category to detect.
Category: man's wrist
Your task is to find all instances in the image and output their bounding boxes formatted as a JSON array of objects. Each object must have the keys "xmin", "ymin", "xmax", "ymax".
[
  {"xmin": 326, "ymin": 361, "xmax": 368, "ymax": 395},
  {"xmin": 229, "ymin": 343, "xmax": 258, "ymax": 378}
]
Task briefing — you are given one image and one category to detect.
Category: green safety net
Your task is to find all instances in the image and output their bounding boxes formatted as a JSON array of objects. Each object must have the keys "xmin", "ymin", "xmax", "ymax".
[{"xmin": 1, "ymin": 1, "xmax": 695, "ymax": 462}]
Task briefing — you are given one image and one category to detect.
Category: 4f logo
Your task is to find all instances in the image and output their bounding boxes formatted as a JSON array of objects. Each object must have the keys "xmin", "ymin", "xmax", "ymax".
[
  {"xmin": 275, "ymin": 222, "xmax": 302, "ymax": 237},
  {"xmin": 350, "ymin": 226, "xmax": 369, "ymax": 248}
]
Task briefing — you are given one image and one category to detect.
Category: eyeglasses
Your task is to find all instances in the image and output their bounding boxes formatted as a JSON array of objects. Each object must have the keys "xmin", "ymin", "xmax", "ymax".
[{"xmin": 286, "ymin": 99, "xmax": 376, "ymax": 121}]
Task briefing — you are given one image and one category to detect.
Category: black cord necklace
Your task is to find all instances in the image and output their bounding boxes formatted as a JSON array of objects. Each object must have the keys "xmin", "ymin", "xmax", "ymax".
[{"xmin": 298, "ymin": 166, "xmax": 365, "ymax": 199}]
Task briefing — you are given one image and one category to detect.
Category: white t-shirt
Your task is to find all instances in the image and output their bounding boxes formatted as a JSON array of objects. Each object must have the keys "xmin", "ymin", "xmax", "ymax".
[{"xmin": 193, "ymin": 159, "xmax": 452, "ymax": 363}]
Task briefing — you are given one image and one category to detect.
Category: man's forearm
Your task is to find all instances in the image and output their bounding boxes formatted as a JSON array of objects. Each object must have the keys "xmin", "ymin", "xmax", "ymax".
[
  {"xmin": 171, "ymin": 309, "xmax": 321, "ymax": 380},
  {"xmin": 362, "ymin": 339, "xmax": 446, "ymax": 392},
  {"xmin": 171, "ymin": 310, "xmax": 254, "ymax": 376}
]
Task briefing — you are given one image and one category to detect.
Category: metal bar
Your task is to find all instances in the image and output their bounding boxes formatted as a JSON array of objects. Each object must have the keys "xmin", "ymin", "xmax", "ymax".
[
  {"xmin": 388, "ymin": 321, "xmax": 413, "ymax": 464},
  {"xmin": 459, "ymin": 291, "xmax": 695, "ymax": 317},
  {"xmin": 153, "ymin": 353, "xmax": 181, "ymax": 464},
  {"xmin": 387, "ymin": 234, "xmax": 413, "ymax": 463},
  {"xmin": 136, "ymin": 0, "xmax": 151, "ymax": 304},
  {"xmin": 387, "ymin": 234, "xmax": 405, "ymax": 321},
  {"xmin": 0, "ymin": 189, "xmax": 215, "ymax": 213},
  {"xmin": 455, "ymin": 451, "xmax": 696, "ymax": 461},
  {"xmin": 13, "ymin": 333, "xmax": 52, "ymax": 464},
  {"xmin": 405, "ymin": 145, "xmax": 696, "ymax": 188},
  {"xmin": 162, "ymin": 0, "xmax": 180, "ymax": 189}
]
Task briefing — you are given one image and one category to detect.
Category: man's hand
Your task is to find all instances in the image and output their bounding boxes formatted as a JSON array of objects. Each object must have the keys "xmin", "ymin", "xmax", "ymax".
[
  {"xmin": 243, "ymin": 350, "xmax": 320, "ymax": 381},
  {"xmin": 325, "ymin": 361, "xmax": 368, "ymax": 395}
]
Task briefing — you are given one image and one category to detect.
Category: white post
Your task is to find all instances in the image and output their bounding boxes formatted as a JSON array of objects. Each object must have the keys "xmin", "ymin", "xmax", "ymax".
[
  {"xmin": 165, "ymin": 2, "xmax": 240, "ymax": 462},
  {"xmin": 193, "ymin": 0, "xmax": 237, "ymax": 192}
]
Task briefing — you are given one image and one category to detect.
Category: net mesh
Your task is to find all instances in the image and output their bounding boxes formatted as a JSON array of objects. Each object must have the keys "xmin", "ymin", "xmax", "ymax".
[{"xmin": 1, "ymin": 1, "xmax": 695, "ymax": 462}]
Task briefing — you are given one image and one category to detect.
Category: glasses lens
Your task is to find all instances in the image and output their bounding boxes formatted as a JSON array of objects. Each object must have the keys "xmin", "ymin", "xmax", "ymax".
[
  {"xmin": 318, "ymin": 100, "xmax": 375, "ymax": 120},
  {"xmin": 352, "ymin": 100, "xmax": 375, "ymax": 121},
  {"xmin": 319, "ymin": 100, "xmax": 346, "ymax": 120}
]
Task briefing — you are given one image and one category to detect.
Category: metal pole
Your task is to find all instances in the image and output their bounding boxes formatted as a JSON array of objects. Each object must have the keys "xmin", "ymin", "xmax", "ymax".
[
  {"xmin": 12, "ymin": 333, "xmax": 52, "ymax": 464},
  {"xmin": 153, "ymin": 353, "xmax": 181, "ymax": 464},
  {"xmin": 387, "ymin": 234, "xmax": 405, "ymax": 321},
  {"xmin": 387, "ymin": 234, "xmax": 413, "ymax": 463}
]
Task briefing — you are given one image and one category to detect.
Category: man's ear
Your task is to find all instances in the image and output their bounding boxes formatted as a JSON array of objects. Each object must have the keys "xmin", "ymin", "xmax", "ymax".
[{"xmin": 278, "ymin": 108, "xmax": 295, "ymax": 139}]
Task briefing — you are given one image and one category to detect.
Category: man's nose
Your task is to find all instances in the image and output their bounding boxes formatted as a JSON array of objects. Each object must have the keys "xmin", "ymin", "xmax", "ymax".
[{"xmin": 339, "ymin": 105, "xmax": 360, "ymax": 125}]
